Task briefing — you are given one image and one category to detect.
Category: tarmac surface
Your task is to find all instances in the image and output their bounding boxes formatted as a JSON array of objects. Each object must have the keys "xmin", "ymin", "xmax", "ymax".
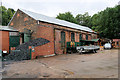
[{"xmin": 2, "ymin": 49, "xmax": 119, "ymax": 78}]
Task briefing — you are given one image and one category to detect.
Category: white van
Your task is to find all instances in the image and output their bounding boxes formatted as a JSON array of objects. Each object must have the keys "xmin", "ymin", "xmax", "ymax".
[{"xmin": 104, "ymin": 43, "xmax": 112, "ymax": 49}]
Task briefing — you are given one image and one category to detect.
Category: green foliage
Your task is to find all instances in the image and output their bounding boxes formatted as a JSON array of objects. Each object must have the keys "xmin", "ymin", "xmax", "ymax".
[
  {"xmin": 91, "ymin": 5, "xmax": 120, "ymax": 39},
  {"xmin": 56, "ymin": 12, "xmax": 78, "ymax": 24},
  {"xmin": 56, "ymin": 5, "xmax": 120, "ymax": 39},
  {"xmin": 75, "ymin": 12, "xmax": 91, "ymax": 28},
  {"xmin": 0, "ymin": 6, "xmax": 15, "ymax": 26},
  {"xmin": 56, "ymin": 12, "xmax": 91, "ymax": 28}
]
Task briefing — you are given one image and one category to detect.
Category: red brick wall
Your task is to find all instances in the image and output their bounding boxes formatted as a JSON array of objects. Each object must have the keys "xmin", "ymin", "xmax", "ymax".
[
  {"xmin": 92, "ymin": 34, "xmax": 97, "ymax": 39},
  {"xmin": 34, "ymin": 42, "xmax": 54, "ymax": 56},
  {"xmin": 69, "ymin": 32, "xmax": 71, "ymax": 41},
  {"xmin": 36, "ymin": 26, "xmax": 54, "ymax": 41},
  {"xmin": 65, "ymin": 31, "xmax": 70, "ymax": 42},
  {"xmin": 8, "ymin": 9, "xmax": 38, "ymax": 40},
  {"xmin": 82, "ymin": 34, "xmax": 86, "ymax": 40},
  {"xmin": 88, "ymin": 34, "xmax": 92, "ymax": 40},
  {"xmin": 0, "ymin": 31, "xmax": 9, "ymax": 53},
  {"xmin": 34, "ymin": 25, "xmax": 54, "ymax": 56}
]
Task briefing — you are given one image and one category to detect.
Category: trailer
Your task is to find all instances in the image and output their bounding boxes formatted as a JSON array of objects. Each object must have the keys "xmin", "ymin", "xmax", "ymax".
[
  {"xmin": 67, "ymin": 41, "xmax": 100, "ymax": 54},
  {"xmin": 76, "ymin": 45, "xmax": 100, "ymax": 54}
]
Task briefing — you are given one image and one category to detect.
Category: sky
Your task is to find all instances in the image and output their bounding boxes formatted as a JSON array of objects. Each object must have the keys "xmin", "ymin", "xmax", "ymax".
[{"xmin": 1, "ymin": 0, "xmax": 120, "ymax": 17}]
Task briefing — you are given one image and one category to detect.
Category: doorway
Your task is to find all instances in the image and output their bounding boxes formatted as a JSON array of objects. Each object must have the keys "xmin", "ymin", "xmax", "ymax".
[
  {"xmin": 55, "ymin": 30, "xmax": 66, "ymax": 54},
  {"xmin": 61, "ymin": 31, "xmax": 66, "ymax": 49},
  {"xmin": 24, "ymin": 33, "xmax": 31, "ymax": 43}
]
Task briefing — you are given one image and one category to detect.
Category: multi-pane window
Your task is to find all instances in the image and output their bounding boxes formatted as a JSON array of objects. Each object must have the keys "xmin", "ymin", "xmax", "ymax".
[
  {"xmin": 9, "ymin": 32, "xmax": 19, "ymax": 36},
  {"xmin": 86, "ymin": 34, "xmax": 88, "ymax": 40},
  {"xmin": 71, "ymin": 33, "xmax": 75, "ymax": 41},
  {"xmin": 79, "ymin": 34, "xmax": 82, "ymax": 41},
  {"xmin": 61, "ymin": 31, "xmax": 65, "ymax": 48}
]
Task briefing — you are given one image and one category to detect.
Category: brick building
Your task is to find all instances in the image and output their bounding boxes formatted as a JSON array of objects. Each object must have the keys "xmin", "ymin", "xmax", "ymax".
[
  {"xmin": 112, "ymin": 39, "xmax": 120, "ymax": 48},
  {"xmin": 8, "ymin": 9, "xmax": 98, "ymax": 58}
]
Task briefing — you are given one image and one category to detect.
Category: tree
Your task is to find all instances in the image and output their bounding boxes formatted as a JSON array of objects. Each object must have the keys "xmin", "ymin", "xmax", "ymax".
[
  {"xmin": 75, "ymin": 12, "xmax": 91, "ymax": 28},
  {"xmin": 56, "ymin": 12, "xmax": 78, "ymax": 24},
  {"xmin": 91, "ymin": 5, "xmax": 120, "ymax": 39},
  {"xmin": 57, "ymin": 5, "xmax": 120, "ymax": 39},
  {"xmin": 0, "ymin": 6, "xmax": 15, "ymax": 26}
]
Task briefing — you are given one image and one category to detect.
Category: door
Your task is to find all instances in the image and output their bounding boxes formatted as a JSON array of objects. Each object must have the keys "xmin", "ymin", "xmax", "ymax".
[
  {"xmin": 24, "ymin": 33, "xmax": 31, "ymax": 43},
  {"xmin": 61, "ymin": 31, "xmax": 66, "ymax": 54},
  {"xmin": 61, "ymin": 31, "xmax": 65, "ymax": 49},
  {"xmin": 23, "ymin": 28, "xmax": 31, "ymax": 43},
  {"xmin": 55, "ymin": 30, "xmax": 66, "ymax": 54},
  {"xmin": 9, "ymin": 32, "xmax": 20, "ymax": 52}
]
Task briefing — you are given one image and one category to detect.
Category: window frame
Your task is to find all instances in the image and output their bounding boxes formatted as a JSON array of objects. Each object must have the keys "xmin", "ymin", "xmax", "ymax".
[
  {"xmin": 79, "ymin": 34, "xmax": 82, "ymax": 41},
  {"xmin": 86, "ymin": 34, "xmax": 88, "ymax": 40},
  {"xmin": 71, "ymin": 32, "xmax": 75, "ymax": 41}
]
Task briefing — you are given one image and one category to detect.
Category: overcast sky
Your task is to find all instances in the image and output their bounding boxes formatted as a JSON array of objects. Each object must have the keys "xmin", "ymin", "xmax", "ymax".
[{"xmin": 1, "ymin": 0, "xmax": 120, "ymax": 17}]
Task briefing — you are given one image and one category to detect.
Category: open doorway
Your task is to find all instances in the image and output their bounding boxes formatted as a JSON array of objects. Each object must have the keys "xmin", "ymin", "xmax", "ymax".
[{"xmin": 20, "ymin": 28, "xmax": 32, "ymax": 44}]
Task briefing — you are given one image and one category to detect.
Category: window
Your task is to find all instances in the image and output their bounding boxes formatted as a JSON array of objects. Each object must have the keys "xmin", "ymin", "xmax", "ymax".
[
  {"xmin": 61, "ymin": 31, "xmax": 66, "ymax": 48},
  {"xmin": 9, "ymin": 32, "xmax": 19, "ymax": 36},
  {"xmin": 86, "ymin": 34, "xmax": 88, "ymax": 40},
  {"xmin": 71, "ymin": 33, "xmax": 75, "ymax": 41},
  {"xmin": 89, "ymin": 34, "xmax": 91, "ymax": 40},
  {"xmin": 79, "ymin": 34, "xmax": 82, "ymax": 41}
]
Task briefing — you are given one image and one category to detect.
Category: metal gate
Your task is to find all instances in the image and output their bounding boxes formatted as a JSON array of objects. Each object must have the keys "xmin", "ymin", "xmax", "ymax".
[{"xmin": 9, "ymin": 36, "xmax": 20, "ymax": 47}]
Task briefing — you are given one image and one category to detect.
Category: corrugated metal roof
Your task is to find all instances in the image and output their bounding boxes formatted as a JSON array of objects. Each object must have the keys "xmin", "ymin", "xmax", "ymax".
[
  {"xmin": 19, "ymin": 9, "xmax": 95, "ymax": 33},
  {"xmin": 0, "ymin": 26, "xmax": 18, "ymax": 31}
]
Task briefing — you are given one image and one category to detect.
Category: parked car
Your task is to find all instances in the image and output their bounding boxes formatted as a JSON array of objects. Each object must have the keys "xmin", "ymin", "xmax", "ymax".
[{"xmin": 104, "ymin": 43, "xmax": 112, "ymax": 49}]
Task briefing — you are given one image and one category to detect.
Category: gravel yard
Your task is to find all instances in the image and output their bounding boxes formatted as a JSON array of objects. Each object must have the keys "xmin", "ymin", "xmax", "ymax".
[{"xmin": 2, "ymin": 49, "xmax": 118, "ymax": 78}]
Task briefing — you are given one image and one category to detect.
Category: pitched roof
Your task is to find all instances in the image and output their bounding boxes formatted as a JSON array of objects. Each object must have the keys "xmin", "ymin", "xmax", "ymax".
[
  {"xmin": 0, "ymin": 26, "xmax": 18, "ymax": 31},
  {"xmin": 10, "ymin": 9, "xmax": 96, "ymax": 33}
]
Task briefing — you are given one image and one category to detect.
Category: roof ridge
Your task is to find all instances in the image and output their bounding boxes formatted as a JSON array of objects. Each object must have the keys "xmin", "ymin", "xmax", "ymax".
[{"xmin": 18, "ymin": 9, "xmax": 95, "ymax": 33}]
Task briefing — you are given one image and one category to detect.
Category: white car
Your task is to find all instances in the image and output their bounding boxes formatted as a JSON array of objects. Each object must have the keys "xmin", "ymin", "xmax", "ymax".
[{"xmin": 104, "ymin": 43, "xmax": 111, "ymax": 49}]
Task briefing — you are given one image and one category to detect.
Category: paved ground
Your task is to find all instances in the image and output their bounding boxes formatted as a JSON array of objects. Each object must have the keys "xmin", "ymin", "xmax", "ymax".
[{"xmin": 2, "ymin": 49, "xmax": 118, "ymax": 78}]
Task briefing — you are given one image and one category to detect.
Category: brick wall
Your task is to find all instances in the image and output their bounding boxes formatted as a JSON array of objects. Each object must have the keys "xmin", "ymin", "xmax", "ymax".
[
  {"xmin": 82, "ymin": 34, "xmax": 86, "ymax": 40},
  {"xmin": 92, "ymin": 33, "xmax": 98, "ymax": 39},
  {"xmin": 8, "ymin": 9, "xmax": 98, "ymax": 57},
  {"xmin": 35, "ymin": 42, "xmax": 54, "ymax": 56},
  {"xmin": 8, "ymin": 9, "xmax": 38, "ymax": 40},
  {"xmin": 65, "ymin": 31, "xmax": 70, "ymax": 42},
  {"xmin": 35, "ymin": 25, "xmax": 54, "ymax": 56},
  {"xmin": 88, "ymin": 34, "xmax": 92, "ymax": 40}
]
